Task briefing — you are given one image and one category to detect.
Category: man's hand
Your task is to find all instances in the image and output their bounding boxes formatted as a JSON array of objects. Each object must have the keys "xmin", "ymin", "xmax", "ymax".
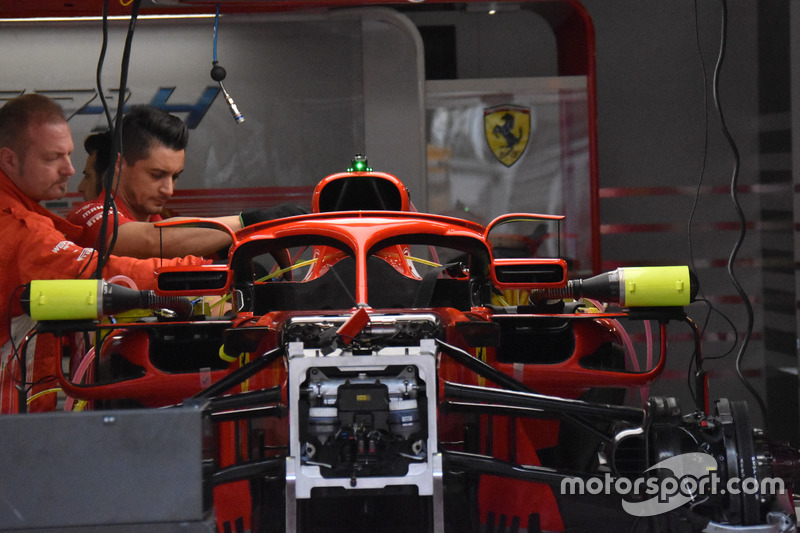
[{"xmin": 240, "ymin": 203, "xmax": 309, "ymax": 226}]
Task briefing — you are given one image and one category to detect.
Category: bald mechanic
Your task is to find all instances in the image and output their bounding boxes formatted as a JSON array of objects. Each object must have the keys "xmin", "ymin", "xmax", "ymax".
[
  {"xmin": 68, "ymin": 105, "xmax": 303, "ymax": 258},
  {"xmin": 0, "ymin": 94, "xmax": 205, "ymax": 413}
]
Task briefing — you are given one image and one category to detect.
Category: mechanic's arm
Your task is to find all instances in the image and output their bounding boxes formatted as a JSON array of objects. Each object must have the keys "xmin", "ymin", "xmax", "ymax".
[
  {"xmin": 107, "ymin": 204, "xmax": 308, "ymax": 259},
  {"xmin": 111, "ymin": 215, "xmax": 241, "ymax": 259}
]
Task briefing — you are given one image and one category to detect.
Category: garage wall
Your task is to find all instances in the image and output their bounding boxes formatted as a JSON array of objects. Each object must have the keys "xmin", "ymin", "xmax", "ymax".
[
  {"xmin": 0, "ymin": 9, "xmax": 426, "ymax": 213},
  {"xmin": 581, "ymin": 0, "xmax": 793, "ymax": 441},
  {"xmin": 407, "ymin": 0, "xmax": 789, "ymax": 440}
]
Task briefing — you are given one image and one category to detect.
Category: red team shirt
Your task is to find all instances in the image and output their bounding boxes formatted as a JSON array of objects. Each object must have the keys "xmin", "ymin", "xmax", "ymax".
[
  {"xmin": 0, "ymin": 170, "xmax": 204, "ymax": 412},
  {"xmin": 66, "ymin": 190, "xmax": 164, "ymax": 249}
]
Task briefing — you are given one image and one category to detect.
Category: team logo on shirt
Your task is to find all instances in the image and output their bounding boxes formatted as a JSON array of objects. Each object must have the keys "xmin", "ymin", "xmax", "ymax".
[
  {"xmin": 51, "ymin": 241, "xmax": 71, "ymax": 253},
  {"xmin": 77, "ymin": 248, "xmax": 95, "ymax": 261}
]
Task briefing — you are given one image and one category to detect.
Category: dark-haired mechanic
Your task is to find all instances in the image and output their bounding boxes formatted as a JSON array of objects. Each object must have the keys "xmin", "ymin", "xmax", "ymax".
[
  {"xmin": 68, "ymin": 105, "xmax": 303, "ymax": 259},
  {"xmin": 76, "ymin": 130, "xmax": 111, "ymax": 202}
]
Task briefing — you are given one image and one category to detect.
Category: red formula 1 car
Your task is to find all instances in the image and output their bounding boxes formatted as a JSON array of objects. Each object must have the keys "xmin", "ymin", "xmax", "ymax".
[{"xmin": 9, "ymin": 158, "xmax": 800, "ymax": 533}]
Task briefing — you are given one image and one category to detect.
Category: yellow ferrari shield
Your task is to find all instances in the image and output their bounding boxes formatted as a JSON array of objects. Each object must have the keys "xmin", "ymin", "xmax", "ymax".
[{"xmin": 484, "ymin": 105, "xmax": 530, "ymax": 167}]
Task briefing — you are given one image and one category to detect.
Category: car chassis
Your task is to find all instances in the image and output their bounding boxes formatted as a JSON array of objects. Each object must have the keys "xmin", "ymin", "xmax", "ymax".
[{"xmin": 8, "ymin": 161, "xmax": 800, "ymax": 533}]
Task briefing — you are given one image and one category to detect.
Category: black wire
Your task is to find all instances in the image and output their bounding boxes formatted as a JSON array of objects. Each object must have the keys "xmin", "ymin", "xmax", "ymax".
[
  {"xmin": 93, "ymin": 0, "xmax": 115, "ymax": 277},
  {"xmin": 5, "ymin": 285, "xmax": 28, "ymax": 375},
  {"xmin": 711, "ymin": 0, "xmax": 767, "ymax": 423},
  {"xmin": 4, "ymin": 296, "xmax": 57, "ymax": 396},
  {"xmin": 97, "ymin": 0, "xmax": 113, "ymax": 130},
  {"xmin": 688, "ymin": 0, "xmax": 741, "ymax": 363},
  {"xmin": 24, "ymin": 373, "xmax": 58, "ymax": 391},
  {"xmin": 84, "ymin": 0, "xmax": 115, "ymax": 277},
  {"xmin": 12, "ymin": 329, "xmax": 37, "ymax": 387},
  {"xmin": 686, "ymin": 341, "xmax": 697, "ymax": 408},
  {"xmin": 686, "ymin": 0, "xmax": 712, "ymax": 406},
  {"xmin": 94, "ymin": 0, "xmax": 142, "ymax": 277},
  {"xmin": 684, "ymin": 314, "xmax": 705, "ymax": 412},
  {"xmin": 688, "ymin": 0, "xmax": 710, "ymax": 294},
  {"xmin": 694, "ymin": 297, "xmax": 739, "ymax": 361},
  {"xmin": 688, "ymin": 0, "xmax": 715, "ymax": 341}
]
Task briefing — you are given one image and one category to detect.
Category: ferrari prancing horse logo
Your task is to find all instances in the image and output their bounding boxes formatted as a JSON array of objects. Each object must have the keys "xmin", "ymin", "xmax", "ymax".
[{"xmin": 484, "ymin": 105, "xmax": 530, "ymax": 167}]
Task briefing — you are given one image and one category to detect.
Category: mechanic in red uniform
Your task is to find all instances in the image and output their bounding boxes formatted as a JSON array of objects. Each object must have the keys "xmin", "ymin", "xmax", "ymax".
[
  {"xmin": 68, "ymin": 105, "xmax": 304, "ymax": 258},
  {"xmin": 0, "ymin": 94, "xmax": 206, "ymax": 413},
  {"xmin": 75, "ymin": 130, "xmax": 111, "ymax": 202}
]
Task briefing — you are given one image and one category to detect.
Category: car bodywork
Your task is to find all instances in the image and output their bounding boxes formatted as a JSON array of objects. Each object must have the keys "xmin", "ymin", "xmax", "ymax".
[{"xmin": 10, "ymin": 163, "xmax": 800, "ymax": 533}]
